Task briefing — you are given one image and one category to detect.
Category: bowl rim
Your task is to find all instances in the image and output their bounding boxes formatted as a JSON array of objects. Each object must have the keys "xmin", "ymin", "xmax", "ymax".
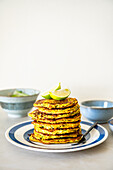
[
  {"xmin": 108, "ymin": 119, "xmax": 113, "ymax": 125},
  {"xmin": 80, "ymin": 100, "xmax": 113, "ymax": 110},
  {"xmin": 0, "ymin": 88, "xmax": 40, "ymax": 98}
]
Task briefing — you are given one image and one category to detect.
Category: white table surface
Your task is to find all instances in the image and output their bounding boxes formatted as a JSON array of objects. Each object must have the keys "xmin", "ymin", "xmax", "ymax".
[{"xmin": 0, "ymin": 107, "xmax": 113, "ymax": 170}]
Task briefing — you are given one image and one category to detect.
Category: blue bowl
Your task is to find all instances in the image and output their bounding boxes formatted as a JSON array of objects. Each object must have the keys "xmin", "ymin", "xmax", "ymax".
[
  {"xmin": 108, "ymin": 119, "xmax": 113, "ymax": 132},
  {"xmin": 0, "ymin": 88, "xmax": 40, "ymax": 118},
  {"xmin": 80, "ymin": 100, "xmax": 113, "ymax": 123}
]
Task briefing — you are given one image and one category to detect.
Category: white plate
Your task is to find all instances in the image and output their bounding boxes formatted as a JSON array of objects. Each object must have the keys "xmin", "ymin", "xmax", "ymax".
[{"xmin": 5, "ymin": 120, "xmax": 108, "ymax": 153}]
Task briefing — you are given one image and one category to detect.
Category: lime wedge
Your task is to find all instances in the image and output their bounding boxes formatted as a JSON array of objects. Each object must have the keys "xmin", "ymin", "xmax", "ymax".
[
  {"xmin": 11, "ymin": 90, "xmax": 29, "ymax": 97},
  {"xmin": 42, "ymin": 83, "xmax": 61, "ymax": 99},
  {"xmin": 49, "ymin": 89, "xmax": 71, "ymax": 100}
]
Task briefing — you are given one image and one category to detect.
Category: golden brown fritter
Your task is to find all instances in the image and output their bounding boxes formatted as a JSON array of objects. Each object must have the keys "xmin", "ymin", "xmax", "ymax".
[
  {"xmin": 29, "ymin": 134, "xmax": 82, "ymax": 144},
  {"xmin": 28, "ymin": 108, "xmax": 80, "ymax": 119},
  {"xmin": 36, "ymin": 103, "xmax": 79, "ymax": 114},
  {"xmin": 33, "ymin": 129, "xmax": 82, "ymax": 140},
  {"xmin": 31, "ymin": 113, "xmax": 81, "ymax": 124},
  {"xmin": 33, "ymin": 125, "xmax": 81, "ymax": 135},
  {"xmin": 32, "ymin": 120, "xmax": 81, "ymax": 130},
  {"xmin": 29, "ymin": 97, "xmax": 82, "ymax": 144},
  {"xmin": 34, "ymin": 98, "xmax": 78, "ymax": 109}
]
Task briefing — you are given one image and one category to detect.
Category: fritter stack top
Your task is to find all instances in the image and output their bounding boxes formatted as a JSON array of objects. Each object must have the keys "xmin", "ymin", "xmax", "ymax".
[{"xmin": 29, "ymin": 97, "xmax": 82, "ymax": 144}]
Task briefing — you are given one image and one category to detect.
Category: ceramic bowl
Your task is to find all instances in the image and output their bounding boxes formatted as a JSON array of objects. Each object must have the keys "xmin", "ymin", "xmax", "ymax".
[
  {"xmin": 80, "ymin": 100, "xmax": 113, "ymax": 123},
  {"xmin": 108, "ymin": 119, "xmax": 113, "ymax": 132},
  {"xmin": 0, "ymin": 88, "xmax": 40, "ymax": 118}
]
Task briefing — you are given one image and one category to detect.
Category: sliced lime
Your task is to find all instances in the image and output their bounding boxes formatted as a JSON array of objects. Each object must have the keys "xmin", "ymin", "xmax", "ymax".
[
  {"xmin": 49, "ymin": 89, "xmax": 71, "ymax": 100},
  {"xmin": 11, "ymin": 90, "xmax": 29, "ymax": 97},
  {"xmin": 41, "ymin": 91, "xmax": 51, "ymax": 99},
  {"xmin": 42, "ymin": 83, "xmax": 61, "ymax": 99}
]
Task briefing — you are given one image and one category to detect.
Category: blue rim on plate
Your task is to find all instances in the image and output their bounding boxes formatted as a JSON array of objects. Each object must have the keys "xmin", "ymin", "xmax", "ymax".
[{"xmin": 5, "ymin": 120, "xmax": 108, "ymax": 153}]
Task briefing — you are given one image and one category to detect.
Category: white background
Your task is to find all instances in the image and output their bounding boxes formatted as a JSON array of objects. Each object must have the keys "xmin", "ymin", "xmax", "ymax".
[{"xmin": 0, "ymin": 0, "xmax": 113, "ymax": 102}]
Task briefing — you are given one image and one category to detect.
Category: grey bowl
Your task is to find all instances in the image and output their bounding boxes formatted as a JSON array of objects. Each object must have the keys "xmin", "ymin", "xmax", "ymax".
[
  {"xmin": 80, "ymin": 100, "xmax": 113, "ymax": 123},
  {"xmin": 0, "ymin": 88, "xmax": 40, "ymax": 118}
]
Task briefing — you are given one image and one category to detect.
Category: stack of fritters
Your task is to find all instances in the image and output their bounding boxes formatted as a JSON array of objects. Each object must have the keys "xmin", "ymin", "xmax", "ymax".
[{"xmin": 29, "ymin": 98, "xmax": 82, "ymax": 144}]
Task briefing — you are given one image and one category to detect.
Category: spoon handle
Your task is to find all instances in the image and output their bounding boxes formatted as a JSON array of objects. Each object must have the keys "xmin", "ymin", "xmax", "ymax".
[{"xmin": 83, "ymin": 121, "xmax": 98, "ymax": 137}]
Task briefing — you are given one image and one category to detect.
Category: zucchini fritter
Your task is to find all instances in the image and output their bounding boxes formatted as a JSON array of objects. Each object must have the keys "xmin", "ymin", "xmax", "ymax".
[
  {"xmin": 29, "ymin": 134, "xmax": 82, "ymax": 144},
  {"xmin": 28, "ymin": 108, "xmax": 80, "ymax": 120},
  {"xmin": 29, "ymin": 97, "xmax": 82, "ymax": 144},
  {"xmin": 33, "ymin": 120, "xmax": 81, "ymax": 130},
  {"xmin": 34, "ymin": 98, "xmax": 78, "ymax": 109}
]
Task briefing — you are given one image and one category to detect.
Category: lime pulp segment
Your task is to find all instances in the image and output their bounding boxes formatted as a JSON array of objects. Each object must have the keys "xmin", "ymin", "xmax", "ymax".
[
  {"xmin": 41, "ymin": 83, "xmax": 61, "ymax": 99},
  {"xmin": 49, "ymin": 89, "xmax": 71, "ymax": 100}
]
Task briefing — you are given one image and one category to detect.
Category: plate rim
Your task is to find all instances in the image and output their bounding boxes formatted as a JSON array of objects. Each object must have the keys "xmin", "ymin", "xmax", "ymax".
[{"xmin": 5, "ymin": 120, "xmax": 108, "ymax": 153}]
